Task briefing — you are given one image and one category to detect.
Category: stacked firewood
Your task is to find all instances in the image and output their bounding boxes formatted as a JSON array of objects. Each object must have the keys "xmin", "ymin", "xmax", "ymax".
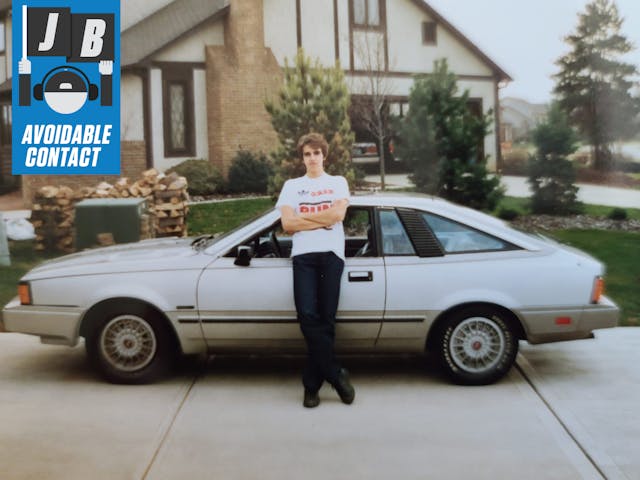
[
  {"xmin": 30, "ymin": 185, "xmax": 77, "ymax": 252},
  {"xmin": 30, "ymin": 169, "xmax": 189, "ymax": 252}
]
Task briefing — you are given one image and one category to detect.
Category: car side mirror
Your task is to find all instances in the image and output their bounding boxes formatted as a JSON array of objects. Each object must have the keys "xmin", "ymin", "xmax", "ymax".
[{"xmin": 234, "ymin": 245, "xmax": 253, "ymax": 267}]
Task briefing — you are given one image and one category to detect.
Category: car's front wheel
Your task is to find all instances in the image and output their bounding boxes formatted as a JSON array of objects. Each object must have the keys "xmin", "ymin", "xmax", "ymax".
[
  {"xmin": 435, "ymin": 306, "xmax": 518, "ymax": 385},
  {"xmin": 86, "ymin": 307, "xmax": 175, "ymax": 384}
]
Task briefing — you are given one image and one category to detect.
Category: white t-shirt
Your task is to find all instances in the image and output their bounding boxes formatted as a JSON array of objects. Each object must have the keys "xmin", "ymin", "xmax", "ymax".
[{"xmin": 276, "ymin": 173, "xmax": 350, "ymax": 260}]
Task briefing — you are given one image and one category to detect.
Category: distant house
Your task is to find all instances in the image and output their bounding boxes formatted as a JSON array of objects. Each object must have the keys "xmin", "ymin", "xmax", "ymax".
[
  {"xmin": 0, "ymin": 0, "xmax": 511, "ymax": 204},
  {"xmin": 500, "ymin": 97, "xmax": 548, "ymax": 144}
]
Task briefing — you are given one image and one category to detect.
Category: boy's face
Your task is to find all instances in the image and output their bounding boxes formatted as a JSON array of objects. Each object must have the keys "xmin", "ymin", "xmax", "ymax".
[{"xmin": 302, "ymin": 144, "xmax": 325, "ymax": 177}]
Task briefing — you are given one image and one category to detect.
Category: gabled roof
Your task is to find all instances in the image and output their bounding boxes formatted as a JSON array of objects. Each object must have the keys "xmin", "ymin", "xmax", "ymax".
[
  {"xmin": 121, "ymin": 0, "xmax": 229, "ymax": 67},
  {"xmin": 411, "ymin": 0, "xmax": 512, "ymax": 82}
]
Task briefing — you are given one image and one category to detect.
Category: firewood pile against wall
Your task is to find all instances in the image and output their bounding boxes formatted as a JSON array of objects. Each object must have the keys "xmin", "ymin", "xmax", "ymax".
[{"xmin": 30, "ymin": 169, "xmax": 189, "ymax": 252}]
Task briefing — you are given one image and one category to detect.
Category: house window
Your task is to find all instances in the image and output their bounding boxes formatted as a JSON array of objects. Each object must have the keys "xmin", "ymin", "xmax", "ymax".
[
  {"xmin": 162, "ymin": 67, "xmax": 195, "ymax": 157},
  {"xmin": 422, "ymin": 21, "xmax": 437, "ymax": 45},
  {"xmin": 0, "ymin": 22, "xmax": 5, "ymax": 53},
  {"xmin": 353, "ymin": 0, "xmax": 381, "ymax": 28},
  {"xmin": 0, "ymin": 104, "xmax": 11, "ymax": 146}
]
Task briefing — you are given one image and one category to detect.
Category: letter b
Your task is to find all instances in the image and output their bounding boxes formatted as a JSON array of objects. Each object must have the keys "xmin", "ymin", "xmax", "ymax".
[{"xmin": 80, "ymin": 19, "xmax": 106, "ymax": 57}]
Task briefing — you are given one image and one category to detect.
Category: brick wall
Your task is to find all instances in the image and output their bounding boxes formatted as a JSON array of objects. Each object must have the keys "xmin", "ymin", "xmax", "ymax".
[
  {"xmin": 206, "ymin": 0, "xmax": 283, "ymax": 175},
  {"xmin": 21, "ymin": 141, "xmax": 147, "ymax": 207}
]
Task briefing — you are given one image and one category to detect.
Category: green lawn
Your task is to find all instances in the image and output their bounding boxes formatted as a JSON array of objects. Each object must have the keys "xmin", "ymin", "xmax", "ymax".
[
  {"xmin": 187, "ymin": 198, "xmax": 274, "ymax": 236},
  {"xmin": 496, "ymin": 196, "xmax": 640, "ymax": 220},
  {"xmin": 548, "ymin": 230, "xmax": 639, "ymax": 327},
  {"xmin": 2, "ymin": 197, "xmax": 637, "ymax": 326}
]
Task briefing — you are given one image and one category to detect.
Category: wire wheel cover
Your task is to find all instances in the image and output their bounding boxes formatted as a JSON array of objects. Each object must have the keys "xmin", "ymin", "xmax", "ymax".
[
  {"xmin": 449, "ymin": 316, "xmax": 506, "ymax": 373},
  {"xmin": 100, "ymin": 315, "xmax": 157, "ymax": 372}
]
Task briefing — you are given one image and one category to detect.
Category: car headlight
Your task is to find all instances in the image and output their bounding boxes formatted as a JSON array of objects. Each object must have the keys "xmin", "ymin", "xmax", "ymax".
[{"xmin": 18, "ymin": 282, "xmax": 32, "ymax": 305}]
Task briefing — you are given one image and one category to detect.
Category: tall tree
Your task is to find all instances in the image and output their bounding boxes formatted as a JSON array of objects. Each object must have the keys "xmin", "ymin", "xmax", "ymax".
[
  {"xmin": 265, "ymin": 49, "xmax": 356, "ymax": 194},
  {"xmin": 350, "ymin": 34, "xmax": 396, "ymax": 190},
  {"xmin": 395, "ymin": 59, "xmax": 503, "ymax": 210},
  {"xmin": 554, "ymin": 0, "xmax": 640, "ymax": 171}
]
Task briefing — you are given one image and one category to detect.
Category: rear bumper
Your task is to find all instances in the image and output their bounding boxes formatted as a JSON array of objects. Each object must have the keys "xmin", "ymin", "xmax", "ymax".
[
  {"xmin": 522, "ymin": 296, "xmax": 619, "ymax": 345},
  {"xmin": 2, "ymin": 296, "xmax": 83, "ymax": 346}
]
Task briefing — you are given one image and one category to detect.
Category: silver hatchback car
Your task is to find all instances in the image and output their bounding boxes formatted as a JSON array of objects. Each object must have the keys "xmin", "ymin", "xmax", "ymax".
[{"xmin": 2, "ymin": 195, "xmax": 618, "ymax": 385}]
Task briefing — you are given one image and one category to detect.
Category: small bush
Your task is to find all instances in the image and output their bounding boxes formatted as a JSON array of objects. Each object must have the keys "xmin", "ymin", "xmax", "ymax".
[
  {"xmin": 497, "ymin": 208, "xmax": 519, "ymax": 221},
  {"xmin": 167, "ymin": 159, "xmax": 225, "ymax": 196},
  {"xmin": 227, "ymin": 150, "xmax": 272, "ymax": 194},
  {"xmin": 501, "ymin": 149, "xmax": 530, "ymax": 175},
  {"xmin": 608, "ymin": 208, "xmax": 628, "ymax": 221}
]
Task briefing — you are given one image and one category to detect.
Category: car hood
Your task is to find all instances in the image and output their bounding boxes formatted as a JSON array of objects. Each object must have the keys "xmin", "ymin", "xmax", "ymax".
[{"xmin": 25, "ymin": 237, "xmax": 206, "ymax": 280}]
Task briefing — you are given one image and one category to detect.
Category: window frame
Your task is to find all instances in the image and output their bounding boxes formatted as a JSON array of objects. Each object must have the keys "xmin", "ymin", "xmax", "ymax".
[
  {"xmin": 162, "ymin": 67, "xmax": 195, "ymax": 158},
  {"xmin": 377, "ymin": 208, "xmax": 418, "ymax": 257},
  {"xmin": 351, "ymin": 0, "xmax": 384, "ymax": 31},
  {"xmin": 422, "ymin": 21, "xmax": 437, "ymax": 45}
]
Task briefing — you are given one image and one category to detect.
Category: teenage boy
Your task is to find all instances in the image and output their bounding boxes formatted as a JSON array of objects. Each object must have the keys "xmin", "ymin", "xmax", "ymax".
[{"xmin": 276, "ymin": 133, "xmax": 355, "ymax": 408}]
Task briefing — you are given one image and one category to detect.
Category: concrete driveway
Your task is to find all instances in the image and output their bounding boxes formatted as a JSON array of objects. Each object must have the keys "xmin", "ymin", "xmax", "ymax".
[{"xmin": 0, "ymin": 328, "xmax": 638, "ymax": 480}]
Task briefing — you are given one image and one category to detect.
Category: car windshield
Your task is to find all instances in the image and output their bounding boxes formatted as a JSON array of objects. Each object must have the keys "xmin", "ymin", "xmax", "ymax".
[{"xmin": 192, "ymin": 207, "xmax": 277, "ymax": 250}]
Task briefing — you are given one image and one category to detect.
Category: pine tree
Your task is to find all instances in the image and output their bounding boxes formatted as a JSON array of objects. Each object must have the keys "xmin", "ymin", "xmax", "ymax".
[
  {"xmin": 265, "ymin": 49, "xmax": 357, "ymax": 194},
  {"xmin": 395, "ymin": 59, "xmax": 503, "ymax": 210},
  {"xmin": 528, "ymin": 104, "xmax": 582, "ymax": 215},
  {"xmin": 554, "ymin": 0, "xmax": 640, "ymax": 171}
]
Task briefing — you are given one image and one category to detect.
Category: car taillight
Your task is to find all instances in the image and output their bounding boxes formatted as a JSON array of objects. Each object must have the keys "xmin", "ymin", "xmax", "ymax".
[
  {"xmin": 18, "ymin": 282, "xmax": 32, "ymax": 305},
  {"xmin": 591, "ymin": 276, "xmax": 604, "ymax": 304}
]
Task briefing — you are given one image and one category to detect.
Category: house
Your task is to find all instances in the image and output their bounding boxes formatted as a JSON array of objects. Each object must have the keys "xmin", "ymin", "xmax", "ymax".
[
  {"xmin": 0, "ymin": 0, "xmax": 511, "ymax": 205},
  {"xmin": 500, "ymin": 97, "xmax": 549, "ymax": 144}
]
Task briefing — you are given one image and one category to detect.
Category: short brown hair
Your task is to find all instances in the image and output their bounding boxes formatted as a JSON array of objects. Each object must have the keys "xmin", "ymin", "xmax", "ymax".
[{"xmin": 297, "ymin": 133, "xmax": 329, "ymax": 159}]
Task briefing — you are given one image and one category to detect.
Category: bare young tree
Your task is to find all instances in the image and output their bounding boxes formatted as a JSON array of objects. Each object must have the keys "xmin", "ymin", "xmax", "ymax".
[{"xmin": 350, "ymin": 33, "xmax": 396, "ymax": 190}]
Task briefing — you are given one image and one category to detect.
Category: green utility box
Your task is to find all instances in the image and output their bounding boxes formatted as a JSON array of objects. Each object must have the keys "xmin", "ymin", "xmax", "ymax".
[{"xmin": 75, "ymin": 198, "xmax": 149, "ymax": 250}]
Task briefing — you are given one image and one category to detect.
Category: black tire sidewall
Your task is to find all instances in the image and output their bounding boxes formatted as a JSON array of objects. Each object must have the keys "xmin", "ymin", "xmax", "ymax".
[{"xmin": 438, "ymin": 307, "xmax": 518, "ymax": 385}]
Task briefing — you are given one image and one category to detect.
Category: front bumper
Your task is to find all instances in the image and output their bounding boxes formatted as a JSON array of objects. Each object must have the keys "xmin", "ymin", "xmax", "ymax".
[{"xmin": 2, "ymin": 296, "xmax": 84, "ymax": 346}]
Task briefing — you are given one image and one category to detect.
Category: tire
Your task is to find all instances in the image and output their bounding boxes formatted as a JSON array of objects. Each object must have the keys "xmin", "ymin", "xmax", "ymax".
[
  {"xmin": 85, "ymin": 306, "xmax": 175, "ymax": 384},
  {"xmin": 436, "ymin": 306, "xmax": 518, "ymax": 385}
]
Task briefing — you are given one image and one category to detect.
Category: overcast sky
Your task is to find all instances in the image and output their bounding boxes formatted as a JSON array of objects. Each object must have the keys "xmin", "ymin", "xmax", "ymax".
[{"xmin": 426, "ymin": 0, "xmax": 640, "ymax": 105}]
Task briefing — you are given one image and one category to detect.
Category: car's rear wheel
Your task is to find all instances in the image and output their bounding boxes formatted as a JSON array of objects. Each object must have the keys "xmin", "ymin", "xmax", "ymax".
[
  {"xmin": 86, "ymin": 307, "xmax": 175, "ymax": 384},
  {"xmin": 436, "ymin": 306, "xmax": 518, "ymax": 385}
]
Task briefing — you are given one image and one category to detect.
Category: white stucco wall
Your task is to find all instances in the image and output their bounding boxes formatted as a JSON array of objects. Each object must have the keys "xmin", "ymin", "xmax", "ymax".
[
  {"xmin": 336, "ymin": 0, "xmax": 350, "ymax": 69},
  {"xmin": 154, "ymin": 21, "xmax": 224, "ymax": 62},
  {"xmin": 387, "ymin": 0, "xmax": 492, "ymax": 76},
  {"xmin": 264, "ymin": 0, "xmax": 297, "ymax": 64},
  {"xmin": 120, "ymin": 74, "xmax": 144, "ymax": 141},
  {"xmin": 300, "ymin": 1, "xmax": 335, "ymax": 66}
]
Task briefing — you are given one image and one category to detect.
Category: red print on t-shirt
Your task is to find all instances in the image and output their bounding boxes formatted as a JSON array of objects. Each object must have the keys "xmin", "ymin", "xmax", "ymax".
[
  {"xmin": 299, "ymin": 201, "xmax": 331, "ymax": 213},
  {"xmin": 310, "ymin": 189, "xmax": 334, "ymax": 197}
]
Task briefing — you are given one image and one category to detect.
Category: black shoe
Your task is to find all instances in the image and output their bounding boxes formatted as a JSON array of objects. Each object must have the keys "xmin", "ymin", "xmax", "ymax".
[
  {"xmin": 333, "ymin": 368, "xmax": 355, "ymax": 405},
  {"xmin": 303, "ymin": 389, "xmax": 320, "ymax": 408}
]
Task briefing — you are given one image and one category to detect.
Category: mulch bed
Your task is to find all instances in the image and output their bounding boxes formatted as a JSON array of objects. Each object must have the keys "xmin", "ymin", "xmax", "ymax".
[{"xmin": 511, "ymin": 214, "xmax": 640, "ymax": 233}]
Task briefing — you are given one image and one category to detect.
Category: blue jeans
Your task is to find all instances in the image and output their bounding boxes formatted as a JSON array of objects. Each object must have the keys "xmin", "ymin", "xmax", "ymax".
[{"xmin": 292, "ymin": 251, "xmax": 344, "ymax": 392}]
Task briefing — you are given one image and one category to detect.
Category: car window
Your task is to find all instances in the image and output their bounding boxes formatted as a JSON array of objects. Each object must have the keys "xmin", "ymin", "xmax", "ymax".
[
  {"xmin": 344, "ymin": 207, "xmax": 377, "ymax": 257},
  {"xmin": 422, "ymin": 213, "xmax": 510, "ymax": 253},
  {"xmin": 379, "ymin": 209, "xmax": 416, "ymax": 256}
]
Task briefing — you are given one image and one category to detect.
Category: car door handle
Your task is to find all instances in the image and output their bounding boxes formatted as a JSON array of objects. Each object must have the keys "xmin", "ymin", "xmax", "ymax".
[{"xmin": 348, "ymin": 271, "xmax": 373, "ymax": 282}]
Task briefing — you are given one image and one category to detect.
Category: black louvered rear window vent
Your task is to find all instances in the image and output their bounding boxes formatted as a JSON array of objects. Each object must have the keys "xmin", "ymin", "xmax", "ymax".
[{"xmin": 397, "ymin": 208, "xmax": 444, "ymax": 257}]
